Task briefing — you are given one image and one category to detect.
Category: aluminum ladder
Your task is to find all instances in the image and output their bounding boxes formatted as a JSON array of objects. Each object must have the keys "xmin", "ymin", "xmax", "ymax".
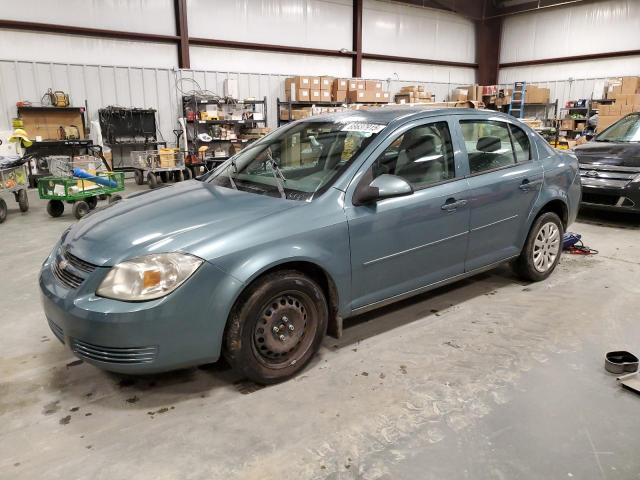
[{"xmin": 508, "ymin": 81, "xmax": 526, "ymax": 118}]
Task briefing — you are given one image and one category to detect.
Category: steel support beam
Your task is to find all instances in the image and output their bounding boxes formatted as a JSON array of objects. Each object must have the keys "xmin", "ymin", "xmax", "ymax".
[
  {"xmin": 352, "ymin": 0, "xmax": 363, "ymax": 77},
  {"xmin": 476, "ymin": 17, "xmax": 502, "ymax": 85},
  {"xmin": 500, "ymin": 49, "xmax": 640, "ymax": 68},
  {"xmin": 174, "ymin": 0, "xmax": 190, "ymax": 69},
  {"xmin": 0, "ymin": 19, "xmax": 179, "ymax": 44}
]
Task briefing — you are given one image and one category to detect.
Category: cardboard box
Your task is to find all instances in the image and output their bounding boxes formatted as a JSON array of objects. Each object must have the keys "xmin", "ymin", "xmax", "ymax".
[
  {"xmin": 609, "ymin": 103, "xmax": 622, "ymax": 115},
  {"xmin": 333, "ymin": 78, "xmax": 349, "ymax": 91},
  {"xmin": 347, "ymin": 90, "xmax": 367, "ymax": 103},
  {"xmin": 372, "ymin": 91, "xmax": 390, "ymax": 103},
  {"xmin": 621, "ymin": 105, "xmax": 633, "ymax": 115},
  {"xmin": 560, "ymin": 118, "xmax": 575, "ymax": 130},
  {"xmin": 309, "ymin": 77, "xmax": 321, "ymax": 89},
  {"xmin": 347, "ymin": 79, "xmax": 365, "ymax": 91},
  {"xmin": 599, "ymin": 104, "xmax": 610, "ymax": 115},
  {"xmin": 621, "ymin": 76, "xmax": 640, "ymax": 95},
  {"xmin": 293, "ymin": 76, "xmax": 311, "ymax": 89},
  {"xmin": 597, "ymin": 115, "xmax": 622, "ymax": 132},
  {"xmin": 310, "ymin": 89, "xmax": 321, "ymax": 101},
  {"xmin": 320, "ymin": 90, "xmax": 331, "ymax": 102},
  {"xmin": 297, "ymin": 89, "xmax": 310, "ymax": 101},
  {"xmin": 575, "ymin": 122, "xmax": 586, "ymax": 131},
  {"xmin": 365, "ymin": 80, "xmax": 383, "ymax": 91},
  {"xmin": 333, "ymin": 90, "xmax": 347, "ymax": 102},
  {"xmin": 451, "ymin": 88, "xmax": 468, "ymax": 102},
  {"xmin": 319, "ymin": 76, "xmax": 335, "ymax": 90}
]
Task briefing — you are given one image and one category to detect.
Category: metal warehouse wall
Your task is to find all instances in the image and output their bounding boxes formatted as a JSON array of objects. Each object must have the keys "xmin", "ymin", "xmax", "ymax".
[
  {"xmin": 499, "ymin": 0, "xmax": 640, "ymax": 83},
  {"xmin": 0, "ymin": 60, "xmax": 470, "ymax": 142}
]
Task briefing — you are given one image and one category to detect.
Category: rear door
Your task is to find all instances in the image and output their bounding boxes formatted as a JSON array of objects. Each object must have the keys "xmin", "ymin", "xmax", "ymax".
[
  {"xmin": 456, "ymin": 118, "xmax": 543, "ymax": 271},
  {"xmin": 345, "ymin": 118, "xmax": 471, "ymax": 310}
]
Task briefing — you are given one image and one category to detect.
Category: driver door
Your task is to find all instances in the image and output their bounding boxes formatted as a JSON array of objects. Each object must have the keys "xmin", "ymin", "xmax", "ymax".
[{"xmin": 345, "ymin": 118, "xmax": 470, "ymax": 311}]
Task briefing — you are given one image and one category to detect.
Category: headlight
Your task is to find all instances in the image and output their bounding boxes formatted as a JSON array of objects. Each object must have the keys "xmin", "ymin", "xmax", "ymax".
[{"xmin": 96, "ymin": 253, "xmax": 203, "ymax": 301}]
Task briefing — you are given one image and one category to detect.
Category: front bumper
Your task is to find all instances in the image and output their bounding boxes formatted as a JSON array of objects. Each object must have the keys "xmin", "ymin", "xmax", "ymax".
[
  {"xmin": 39, "ymin": 248, "xmax": 242, "ymax": 374},
  {"xmin": 580, "ymin": 181, "xmax": 640, "ymax": 212}
]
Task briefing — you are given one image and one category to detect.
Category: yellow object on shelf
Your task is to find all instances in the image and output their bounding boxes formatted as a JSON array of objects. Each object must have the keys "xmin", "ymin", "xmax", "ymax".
[{"xmin": 159, "ymin": 148, "xmax": 177, "ymax": 168}]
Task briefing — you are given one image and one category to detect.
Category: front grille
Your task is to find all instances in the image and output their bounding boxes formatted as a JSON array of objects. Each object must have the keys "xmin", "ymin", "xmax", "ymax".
[
  {"xmin": 63, "ymin": 248, "xmax": 97, "ymax": 273},
  {"xmin": 47, "ymin": 318, "xmax": 65, "ymax": 344},
  {"xmin": 52, "ymin": 259, "xmax": 84, "ymax": 289},
  {"xmin": 579, "ymin": 164, "xmax": 640, "ymax": 188},
  {"xmin": 71, "ymin": 339, "xmax": 158, "ymax": 364},
  {"xmin": 582, "ymin": 193, "xmax": 619, "ymax": 206}
]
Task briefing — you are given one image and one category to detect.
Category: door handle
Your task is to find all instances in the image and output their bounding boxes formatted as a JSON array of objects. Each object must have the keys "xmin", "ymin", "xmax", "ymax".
[
  {"xmin": 441, "ymin": 198, "xmax": 467, "ymax": 211},
  {"xmin": 519, "ymin": 179, "xmax": 542, "ymax": 191}
]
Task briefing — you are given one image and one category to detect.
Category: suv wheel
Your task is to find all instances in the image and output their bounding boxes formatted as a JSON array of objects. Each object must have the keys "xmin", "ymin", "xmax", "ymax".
[
  {"xmin": 513, "ymin": 212, "xmax": 563, "ymax": 282},
  {"xmin": 224, "ymin": 270, "xmax": 328, "ymax": 384}
]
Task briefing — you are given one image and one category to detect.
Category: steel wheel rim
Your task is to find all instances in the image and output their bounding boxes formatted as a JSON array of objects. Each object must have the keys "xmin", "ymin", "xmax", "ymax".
[
  {"xmin": 532, "ymin": 221, "xmax": 560, "ymax": 273},
  {"xmin": 252, "ymin": 291, "xmax": 315, "ymax": 369}
]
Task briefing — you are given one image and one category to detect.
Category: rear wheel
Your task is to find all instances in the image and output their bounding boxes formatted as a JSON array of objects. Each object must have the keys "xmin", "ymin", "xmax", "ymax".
[
  {"xmin": 175, "ymin": 170, "xmax": 184, "ymax": 182},
  {"xmin": 72, "ymin": 200, "xmax": 90, "ymax": 220},
  {"xmin": 513, "ymin": 212, "xmax": 563, "ymax": 282},
  {"xmin": 86, "ymin": 196, "xmax": 98, "ymax": 210},
  {"xmin": 17, "ymin": 189, "xmax": 29, "ymax": 212},
  {"xmin": 147, "ymin": 172, "xmax": 157, "ymax": 189},
  {"xmin": 224, "ymin": 270, "xmax": 328, "ymax": 384},
  {"xmin": 0, "ymin": 198, "xmax": 7, "ymax": 223},
  {"xmin": 134, "ymin": 169, "xmax": 144, "ymax": 185},
  {"xmin": 108, "ymin": 194, "xmax": 122, "ymax": 204},
  {"xmin": 183, "ymin": 168, "xmax": 191, "ymax": 180},
  {"xmin": 47, "ymin": 200, "xmax": 64, "ymax": 218}
]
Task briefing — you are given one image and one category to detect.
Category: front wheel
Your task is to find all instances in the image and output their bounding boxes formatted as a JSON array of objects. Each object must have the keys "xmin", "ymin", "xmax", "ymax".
[
  {"xmin": 513, "ymin": 212, "xmax": 563, "ymax": 282},
  {"xmin": 0, "ymin": 198, "xmax": 7, "ymax": 223},
  {"xmin": 17, "ymin": 189, "xmax": 29, "ymax": 212},
  {"xmin": 47, "ymin": 200, "xmax": 64, "ymax": 218},
  {"xmin": 72, "ymin": 200, "xmax": 90, "ymax": 220},
  {"xmin": 224, "ymin": 270, "xmax": 328, "ymax": 384}
]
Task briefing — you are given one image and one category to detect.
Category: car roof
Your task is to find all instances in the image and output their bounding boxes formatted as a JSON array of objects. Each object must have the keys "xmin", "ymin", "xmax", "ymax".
[{"xmin": 304, "ymin": 106, "xmax": 515, "ymax": 127}]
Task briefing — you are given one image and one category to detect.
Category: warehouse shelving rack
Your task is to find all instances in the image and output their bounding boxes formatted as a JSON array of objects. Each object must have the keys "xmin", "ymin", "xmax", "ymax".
[
  {"xmin": 276, "ymin": 99, "xmax": 350, "ymax": 127},
  {"xmin": 181, "ymin": 95, "xmax": 267, "ymax": 176}
]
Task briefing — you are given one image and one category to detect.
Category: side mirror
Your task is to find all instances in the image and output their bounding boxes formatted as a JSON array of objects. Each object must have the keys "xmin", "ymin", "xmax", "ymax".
[{"xmin": 353, "ymin": 174, "xmax": 414, "ymax": 205}]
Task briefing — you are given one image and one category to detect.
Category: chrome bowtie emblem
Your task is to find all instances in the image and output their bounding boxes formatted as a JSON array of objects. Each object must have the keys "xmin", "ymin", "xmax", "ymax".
[
  {"xmin": 585, "ymin": 170, "xmax": 599, "ymax": 177},
  {"xmin": 58, "ymin": 259, "xmax": 69, "ymax": 271}
]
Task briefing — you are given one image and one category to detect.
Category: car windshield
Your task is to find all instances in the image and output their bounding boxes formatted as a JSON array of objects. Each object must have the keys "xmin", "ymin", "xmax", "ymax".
[
  {"xmin": 206, "ymin": 119, "xmax": 385, "ymax": 201},
  {"xmin": 595, "ymin": 113, "xmax": 640, "ymax": 143}
]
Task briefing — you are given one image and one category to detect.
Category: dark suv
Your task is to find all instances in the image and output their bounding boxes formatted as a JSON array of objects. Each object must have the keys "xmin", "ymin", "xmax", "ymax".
[{"xmin": 575, "ymin": 113, "xmax": 640, "ymax": 212}]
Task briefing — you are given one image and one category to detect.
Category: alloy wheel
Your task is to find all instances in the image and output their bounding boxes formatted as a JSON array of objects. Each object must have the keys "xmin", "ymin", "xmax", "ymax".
[{"xmin": 532, "ymin": 221, "xmax": 560, "ymax": 273}]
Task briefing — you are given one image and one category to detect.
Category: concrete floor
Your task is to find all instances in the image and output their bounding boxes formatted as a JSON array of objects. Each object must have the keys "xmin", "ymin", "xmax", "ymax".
[{"xmin": 1, "ymin": 181, "xmax": 640, "ymax": 480}]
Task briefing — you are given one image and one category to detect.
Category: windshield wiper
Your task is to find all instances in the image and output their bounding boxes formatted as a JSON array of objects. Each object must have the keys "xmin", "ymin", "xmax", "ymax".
[
  {"xmin": 226, "ymin": 158, "xmax": 238, "ymax": 190},
  {"xmin": 265, "ymin": 150, "xmax": 287, "ymax": 199}
]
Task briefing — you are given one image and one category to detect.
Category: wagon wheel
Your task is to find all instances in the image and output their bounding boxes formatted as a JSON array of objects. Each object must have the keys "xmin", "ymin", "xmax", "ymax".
[
  {"xmin": 108, "ymin": 194, "xmax": 122, "ymax": 204},
  {"xmin": 0, "ymin": 198, "xmax": 7, "ymax": 223},
  {"xmin": 175, "ymin": 170, "xmax": 184, "ymax": 182},
  {"xmin": 72, "ymin": 201, "xmax": 90, "ymax": 220},
  {"xmin": 159, "ymin": 171, "xmax": 169, "ymax": 183},
  {"xmin": 134, "ymin": 169, "xmax": 144, "ymax": 185},
  {"xmin": 46, "ymin": 200, "xmax": 64, "ymax": 218},
  {"xmin": 86, "ymin": 196, "xmax": 98, "ymax": 210},
  {"xmin": 17, "ymin": 189, "xmax": 29, "ymax": 212},
  {"xmin": 183, "ymin": 168, "xmax": 191, "ymax": 180},
  {"xmin": 147, "ymin": 171, "xmax": 157, "ymax": 189}
]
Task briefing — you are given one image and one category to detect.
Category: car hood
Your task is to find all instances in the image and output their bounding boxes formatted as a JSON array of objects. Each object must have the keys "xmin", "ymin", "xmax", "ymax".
[
  {"xmin": 63, "ymin": 181, "xmax": 298, "ymax": 266},
  {"xmin": 574, "ymin": 141, "xmax": 640, "ymax": 168}
]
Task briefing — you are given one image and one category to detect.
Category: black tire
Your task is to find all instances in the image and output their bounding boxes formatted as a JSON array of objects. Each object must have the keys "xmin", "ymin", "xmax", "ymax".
[
  {"xmin": 174, "ymin": 170, "xmax": 184, "ymax": 182},
  {"xmin": 183, "ymin": 168, "xmax": 191, "ymax": 180},
  {"xmin": 0, "ymin": 198, "xmax": 7, "ymax": 224},
  {"xmin": 47, "ymin": 200, "xmax": 64, "ymax": 218},
  {"xmin": 108, "ymin": 194, "xmax": 122, "ymax": 204},
  {"xmin": 17, "ymin": 189, "xmax": 29, "ymax": 212},
  {"xmin": 134, "ymin": 169, "xmax": 144, "ymax": 185},
  {"xmin": 159, "ymin": 171, "xmax": 169, "ymax": 183},
  {"xmin": 224, "ymin": 270, "xmax": 328, "ymax": 384},
  {"xmin": 86, "ymin": 196, "xmax": 98, "ymax": 210},
  {"xmin": 98, "ymin": 194, "xmax": 108, "ymax": 201},
  {"xmin": 147, "ymin": 172, "xmax": 157, "ymax": 189},
  {"xmin": 72, "ymin": 200, "xmax": 90, "ymax": 220},
  {"xmin": 513, "ymin": 212, "xmax": 564, "ymax": 282}
]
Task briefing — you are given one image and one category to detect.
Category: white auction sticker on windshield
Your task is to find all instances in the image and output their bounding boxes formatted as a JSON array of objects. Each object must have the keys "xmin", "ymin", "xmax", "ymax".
[{"xmin": 340, "ymin": 122, "xmax": 385, "ymax": 134}]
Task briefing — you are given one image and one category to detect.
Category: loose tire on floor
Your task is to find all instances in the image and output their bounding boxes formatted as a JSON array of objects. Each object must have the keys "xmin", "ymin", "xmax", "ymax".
[
  {"xmin": 86, "ymin": 196, "xmax": 98, "ymax": 210},
  {"xmin": 147, "ymin": 172, "xmax": 157, "ymax": 189},
  {"xmin": 224, "ymin": 270, "xmax": 328, "ymax": 385},
  {"xmin": 72, "ymin": 201, "xmax": 90, "ymax": 220},
  {"xmin": 17, "ymin": 189, "xmax": 29, "ymax": 212},
  {"xmin": 0, "ymin": 198, "xmax": 7, "ymax": 223},
  {"xmin": 108, "ymin": 194, "xmax": 122, "ymax": 204},
  {"xmin": 513, "ymin": 211, "xmax": 564, "ymax": 282},
  {"xmin": 134, "ymin": 169, "xmax": 144, "ymax": 185},
  {"xmin": 47, "ymin": 199, "xmax": 64, "ymax": 218}
]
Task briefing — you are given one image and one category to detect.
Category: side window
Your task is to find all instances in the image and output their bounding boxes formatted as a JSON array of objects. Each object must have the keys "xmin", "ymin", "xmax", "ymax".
[
  {"xmin": 460, "ymin": 120, "xmax": 517, "ymax": 174},
  {"xmin": 371, "ymin": 121, "xmax": 455, "ymax": 189},
  {"xmin": 509, "ymin": 124, "xmax": 531, "ymax": 162}
]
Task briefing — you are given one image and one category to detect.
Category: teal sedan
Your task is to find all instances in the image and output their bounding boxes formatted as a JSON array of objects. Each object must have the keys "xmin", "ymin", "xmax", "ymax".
[{"xmin": 40, "ymin": 107, "xmax": 581, "ymax": 384}]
